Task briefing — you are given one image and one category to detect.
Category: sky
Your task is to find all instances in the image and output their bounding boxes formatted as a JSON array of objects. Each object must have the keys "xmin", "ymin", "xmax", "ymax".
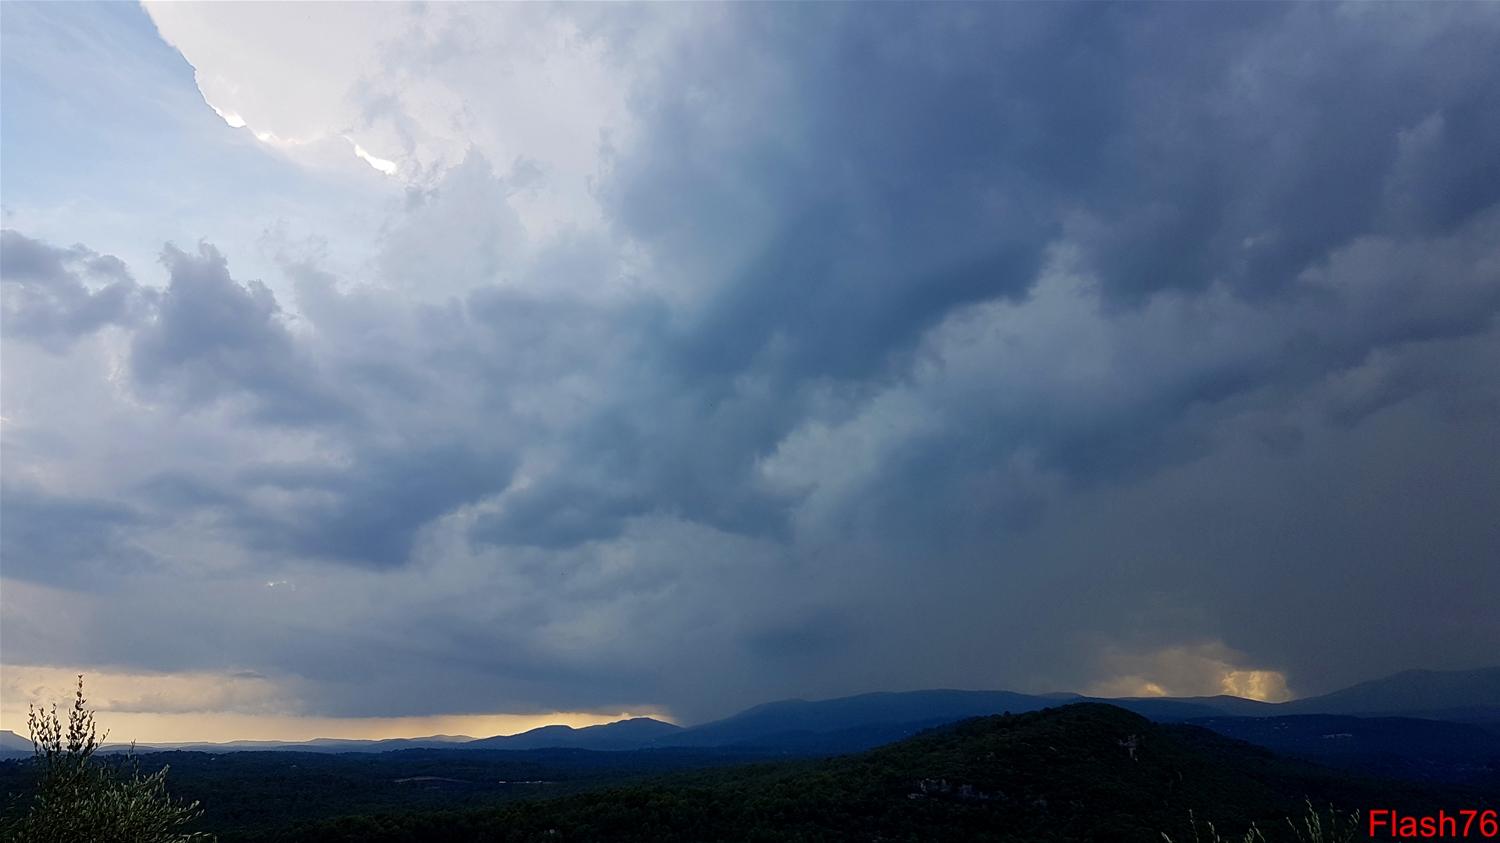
[{"xmin": 1, "ymin": 2, "xmax": 1498, "ymax": 743}]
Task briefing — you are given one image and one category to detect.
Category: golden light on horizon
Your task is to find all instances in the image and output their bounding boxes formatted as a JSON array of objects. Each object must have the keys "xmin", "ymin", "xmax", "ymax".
[
  {"xmin": 1219, "ymin": 669, "xmax": 1291, "ymax": 702},
  {"xmin": 0, "ymin": 664, "xmax": 671, "ymax": 745},
  {"xmin": 1083, "ymin": 642, "xmax": 1294, "ymax": 702}
]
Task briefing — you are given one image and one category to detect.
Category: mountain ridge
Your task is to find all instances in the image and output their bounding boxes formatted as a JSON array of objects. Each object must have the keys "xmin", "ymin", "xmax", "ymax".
[
  {"xmin": 268, "ymin": 702, "xmax": 1489, "ymax": 842},
  {"xmin": 4, "ymin": 666, "xmax": 1492, "ymax": 757},
  {"xmin": 1279, "ymin": 666, "xmax": 1500, "ymax": 718},
  {"xmin": 466, "ymin": 716, "xmax": 682, "ymax": 750}
]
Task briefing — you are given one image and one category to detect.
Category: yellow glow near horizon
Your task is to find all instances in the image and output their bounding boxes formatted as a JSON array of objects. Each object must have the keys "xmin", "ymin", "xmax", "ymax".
[
  {"xmin": 1082, "ymin": 643, "xmax": 1294, "ymax": 702},
  {"xmin": 1219, "ymin": 669, "xmax": 1291, "ymax": 702},
  {"xmin": 0, "ymin": 710, "xmax": 655, "ymax": 746},
  {"xmin": 0, "ymin": 665, "xmax": 669, "ymax": 745},
  {"xmin": 1092, "ymin": 670, "xmax": 1290, "ymax": 702}
]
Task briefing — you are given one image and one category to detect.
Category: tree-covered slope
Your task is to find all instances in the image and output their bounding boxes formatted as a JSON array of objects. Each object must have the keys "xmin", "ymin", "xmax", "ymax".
[{"xmin": 264, "ymin": 703, "xmax": 1488, "ymax": 842}]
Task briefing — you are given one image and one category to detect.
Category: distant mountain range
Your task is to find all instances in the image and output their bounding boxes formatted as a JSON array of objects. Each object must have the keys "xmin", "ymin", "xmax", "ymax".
[
  {"xmin": 653, "ymin": 689, "xmax": 1049, "ymax": 750},
  {"xmin": 3, "ymin": 666, "xmax": 1495, "ymax": 762},
  {"xmin": 216, "ymin": 704, "xmax": 1493, "ymax": 842},
  {"xmin": 1277, "ymin": 667, "xmax": 1500, "ymax": 720},
  {"xmin": 465, "ymin": 716, "xmax": 682, "ymax": 750},
  {"xmin": 0, "ymin": 729, "xmax": 32, "ymax": 753},
  {"xmin": 0, "ymin": 730, "xmax": 486, "ymax": 756},
  {"xmin": 641, "ymin": 666, "xmax": 1500, "ymax": 755}
]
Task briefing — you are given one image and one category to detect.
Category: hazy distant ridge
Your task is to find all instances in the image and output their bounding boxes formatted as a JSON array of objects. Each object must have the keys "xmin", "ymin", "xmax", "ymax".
[{"xmin": 3, "ymin": 666, "xmax": 1494, "ymax": 758}]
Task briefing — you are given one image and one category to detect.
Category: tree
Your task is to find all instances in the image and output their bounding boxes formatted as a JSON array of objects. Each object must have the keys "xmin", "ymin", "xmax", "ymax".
[{"xmin": 1, "ymin": 675, "xmax": 213, "ymax": 842}]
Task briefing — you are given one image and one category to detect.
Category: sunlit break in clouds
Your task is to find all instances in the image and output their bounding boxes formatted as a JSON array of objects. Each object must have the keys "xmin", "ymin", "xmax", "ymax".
[
  {"xmin": 208, "ymin": 104, "xmax": 246, "ymax": 130},
  {"xmin": 1, "ymin": 1, "xmax": 1498, "ymax": 743},
  {"xmin": 350, "ymin": 141, "xmax": 398, "ymax": 177}
]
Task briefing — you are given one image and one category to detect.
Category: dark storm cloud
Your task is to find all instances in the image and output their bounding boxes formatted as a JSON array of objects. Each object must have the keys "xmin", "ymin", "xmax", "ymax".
[
  {"xmin": 598, "ymin": 1, "xmax": 1500, "ymax": 494},
  {"xmin": 4, "ymin": 3, "xmax": 1500, "ymax": 720},
  {"xmin": 233, "ymin": 443, "xmax": 517, "ymax": 568},
  {"xmin": 468, "ymin": 2, "xmax": 1500, "ymax": 565},
  {"xmin": 0, "ymin": 229, "xmax": 153, "ymax": 350},
  {"xmin": 0, "ymin": 483, "xmax": 151, "ymax": 586},
  {"xmin": 472, "ymin": 370, "xmax": 802, "ymax": 549},
  {"xmin": 130, "ymin": 242, "xmax": 349, "ymax": 425},
  {"xmin": 520, "ymin": 2, "xmax": 1500, "ymax": 707},
  {"xmin": 473, "ymin": 478, "xmax": 643, "ymax": 550}
]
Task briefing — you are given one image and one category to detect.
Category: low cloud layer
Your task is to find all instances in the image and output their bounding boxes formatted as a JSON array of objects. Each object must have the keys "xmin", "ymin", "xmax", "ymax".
[{"xmin": 2, "ymin": 3, "xmax": 1498, "ymax": 730}]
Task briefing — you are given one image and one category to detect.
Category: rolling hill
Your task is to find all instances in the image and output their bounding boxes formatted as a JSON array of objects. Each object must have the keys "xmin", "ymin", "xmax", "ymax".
[
  {"xmin": 7, "ymin": 666, "xmax": 1493, "ymax": 760},
  {"xmin": 1279, "ymin": 667, "xmax": 1500, "ymax": 721},
  {"xmin": 0, "ymin": 730, "xmax": 31, "ymax": 759},
  {"xmin": 628, "ymin": 666, "xmax": 1500, "ymax": 755},
  {"xmin": 652, "ymin": 689, "xmax": 1054, "ymax": 749},
  {"xmin": 1188, "ymin": 713, "xmax": 1500, "ymax": 786},
  {"xmin": 466, "ymin": 717, "xmax": 682, "ymax": 750},
  {"xmin": 264, "ymin": 703, "xmax": 1489, "ymax": 842}
]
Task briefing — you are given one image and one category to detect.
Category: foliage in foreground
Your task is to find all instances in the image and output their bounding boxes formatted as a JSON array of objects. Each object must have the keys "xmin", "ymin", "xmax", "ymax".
[
  {"xmin": 0, "ymin": 676, "xmax": 212, "ymax": 843},
  {"xmin": 1163, "ymin": 801, "xmax": 1362, "ymax": 843}
]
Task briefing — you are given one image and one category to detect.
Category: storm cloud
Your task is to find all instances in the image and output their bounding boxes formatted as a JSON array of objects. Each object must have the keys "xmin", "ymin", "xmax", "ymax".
[
  {"xmin": 1, "ymin": 2, "xmax": 1498, "ymax": 726},
  {"xmin": 0, "ymin": 230, "xmax": 153, "ymax": 350}
]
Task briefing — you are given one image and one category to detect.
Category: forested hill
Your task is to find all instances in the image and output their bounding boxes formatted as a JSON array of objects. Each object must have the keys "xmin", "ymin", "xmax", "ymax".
[{"xmin": 260, "ymin": 703, "xmax": 1487, "ymax": 842}]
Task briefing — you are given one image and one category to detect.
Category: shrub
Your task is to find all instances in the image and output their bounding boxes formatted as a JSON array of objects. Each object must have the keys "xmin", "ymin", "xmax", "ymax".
[{"xmin": 1, "ymin": 676, "xmax": 213, "ymax": 843}]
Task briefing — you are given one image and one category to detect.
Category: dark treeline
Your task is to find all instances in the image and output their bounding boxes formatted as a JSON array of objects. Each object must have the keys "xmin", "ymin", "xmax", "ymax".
[{"xmin": 7, "ymin": 703, "xmax": 1489, "ymax": 842}]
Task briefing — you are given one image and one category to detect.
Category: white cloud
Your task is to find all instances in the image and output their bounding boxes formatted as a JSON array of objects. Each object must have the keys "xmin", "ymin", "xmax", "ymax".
[{"xmin": 143, "ymin": 2, "xmax": 646, "ymax": 238}]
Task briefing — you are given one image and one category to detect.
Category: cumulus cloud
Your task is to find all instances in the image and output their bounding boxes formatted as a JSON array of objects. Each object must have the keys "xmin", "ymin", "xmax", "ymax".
[
  {"xmin": 143, "ymin": 1, "xmax": 636, "ymax": 235},
  {"xmin": 3, "ymin": 3, "xmax": 1499, "ymax": 729},
  {"xmin": 231, "ymin": 443, "xmax": 517, "ymax": 569},
  {"xmin": 129, "ymin": 242, "xmax": 347, "ymax": 424},
  {"xmin": 1, "ymin": 230, "xmax": 153, "ymax": 350}
]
